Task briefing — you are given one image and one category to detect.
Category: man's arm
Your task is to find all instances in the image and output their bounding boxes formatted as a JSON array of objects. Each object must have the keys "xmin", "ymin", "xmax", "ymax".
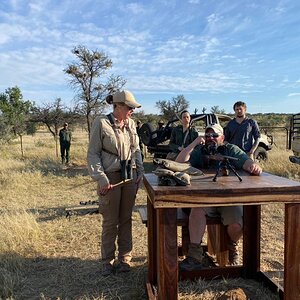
[
  {"xmin": 248, "ymin": 119, "xmax": 261, "ymax": 158},
  {"xmin": 175, "ymin": 136, "xmax": 204, "ymax": 163},
  {"xmin": 248, "ymin": 137, "xmax": 260, "ymax": 159},
  {"xmin": 242, "ymin": 159, "xmax": 262, "ymax": 175}
]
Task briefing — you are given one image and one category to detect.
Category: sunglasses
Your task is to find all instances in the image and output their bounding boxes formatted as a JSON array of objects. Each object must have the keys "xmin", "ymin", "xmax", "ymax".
[
  {"xmin": 126, "ymin": 105, "xmax": 135, "ymax": 111},
  {"xmin": 205, "ymin": 133, "xmax": 220, "ymax": 138}
]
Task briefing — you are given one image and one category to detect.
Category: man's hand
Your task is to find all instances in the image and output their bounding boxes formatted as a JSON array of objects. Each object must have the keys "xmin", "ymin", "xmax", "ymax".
[
  {"xmin": 195, "ymin": 135, "xmax": 205, "ymax": 145},
  {"xmin": 243, "ymin": 159, "xmax": 262, "ymax": 175},
  {"xmin": 248, "ymin": 163, "xmax": 262, "ymax": 175}
]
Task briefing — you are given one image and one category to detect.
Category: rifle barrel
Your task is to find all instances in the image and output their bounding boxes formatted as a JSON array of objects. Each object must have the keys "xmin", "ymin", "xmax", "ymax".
[{"xmin": 209, "ymin": 154, "xmax": 239, "ymax": 161}]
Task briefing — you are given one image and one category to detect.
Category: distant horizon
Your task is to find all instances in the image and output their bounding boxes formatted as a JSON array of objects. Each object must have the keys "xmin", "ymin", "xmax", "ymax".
[{"xmin": 1, "ymin": 1, "xmax": 300, "ymax": 114}]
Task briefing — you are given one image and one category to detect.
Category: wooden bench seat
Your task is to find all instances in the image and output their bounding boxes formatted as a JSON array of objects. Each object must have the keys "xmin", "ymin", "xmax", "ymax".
[{"xmin": 137, "ymin": 206, "xmax": 229, "ymax": 266}]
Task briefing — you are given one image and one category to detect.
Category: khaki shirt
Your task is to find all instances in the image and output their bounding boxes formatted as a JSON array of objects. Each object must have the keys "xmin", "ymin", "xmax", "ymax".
[{"xmin": 87, "ymin": 114, "xmax": 144, "ymax": 186}]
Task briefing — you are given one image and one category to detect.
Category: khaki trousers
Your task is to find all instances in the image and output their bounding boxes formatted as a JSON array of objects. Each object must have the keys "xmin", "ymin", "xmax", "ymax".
[{"xmin": 99, "ymin": 170, "xmax": 137, "ymax": 264}]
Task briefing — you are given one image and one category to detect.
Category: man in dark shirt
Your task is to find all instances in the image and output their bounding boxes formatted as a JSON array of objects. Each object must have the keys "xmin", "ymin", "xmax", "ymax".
[
  {"xmin": 176, "ymin": 123, "xmax": 262, "ymax": 270},
  {"xmin": 59, "ymin": 122, "xmax": 72, "ymax": 164},
  {"xmin": 224, "ymin": 101, "xmax": 260, "ymax": 160}
]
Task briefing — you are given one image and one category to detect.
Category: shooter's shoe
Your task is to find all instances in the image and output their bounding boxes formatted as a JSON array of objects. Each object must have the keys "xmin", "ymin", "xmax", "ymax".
[{"xmin": 180, "ymin": 256, "xmax": 203, "ymax": 271}]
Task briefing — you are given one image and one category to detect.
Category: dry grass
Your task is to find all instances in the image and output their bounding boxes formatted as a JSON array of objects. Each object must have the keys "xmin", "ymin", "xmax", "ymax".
[{"xmin": 0, "ymin": 128, "xmax": 297, "ymax": 299}]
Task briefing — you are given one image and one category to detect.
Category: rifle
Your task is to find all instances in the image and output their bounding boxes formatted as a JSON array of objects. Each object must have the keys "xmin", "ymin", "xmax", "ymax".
[
  {"xmin": 208, "ymin": 154, "xmax": 239, "ymax": 162},
  {"xmin": 211, "ymin": 155, "xmax": 242, "ymax": 182},
  {"xmin": 66, "ymin": 179, "xmax": 133, "ymax": 218},
  {"xmin": 204, "ymin": 144, "xmax": 242, "ymax": 182}
]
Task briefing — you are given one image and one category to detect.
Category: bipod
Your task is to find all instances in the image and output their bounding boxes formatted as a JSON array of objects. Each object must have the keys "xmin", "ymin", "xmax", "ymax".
[{"xmin": 213, "ymin": 158, "xmax": 242, "ymax": 182}]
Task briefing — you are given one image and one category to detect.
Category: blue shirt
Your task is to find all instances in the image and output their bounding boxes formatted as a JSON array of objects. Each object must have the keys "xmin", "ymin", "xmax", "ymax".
[{"xmin": 224, "ymin": 118, "xmax": 261, "ymax": 153}]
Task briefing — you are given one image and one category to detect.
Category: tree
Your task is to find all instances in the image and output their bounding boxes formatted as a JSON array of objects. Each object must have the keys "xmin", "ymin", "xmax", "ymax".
[
  {"xmin": 0, "ymin": 86, "xmax": 33, "ymax": 156},
  {"xmin": 0, "ymin": 115, "xmax": 12, "ymax": 143},
  {"xmin": 64, "ymin": 45, "xmax": 126, "ymax": 138},
  {"xmin": 210, "ymin": 105, "xmax": 226, "ymax": 114},
  {"xmin": 31, "ymin": 98, "xmax": 77, "ymax": 157},
  {"xmin": 155, "ymin": 95, "xmax": 189, "ymax": 120}
]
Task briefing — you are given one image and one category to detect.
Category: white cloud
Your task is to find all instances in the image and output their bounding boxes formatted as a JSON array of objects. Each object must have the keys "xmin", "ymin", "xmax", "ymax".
[
  {"xmin": 288, "ymin": 93, "xmax": 300, "ymax": 97},
  {"xmin": 29, "ymin": 1, "xmax": 45, "ymax": 13},
  {"xmin": 126, "ymin": 3, "xmax": 147, "ymax": 14},
  {"xmin": 128, "ymin": 71, "xmax": 250, "ymax": 93}
]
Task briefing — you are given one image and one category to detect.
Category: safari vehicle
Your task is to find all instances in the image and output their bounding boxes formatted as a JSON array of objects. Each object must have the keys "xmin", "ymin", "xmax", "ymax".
[
  {"xmin": 139, "ymin": 113, "xmax": 273, "ymax": 161},
  {"xmin": 288, "ymin": 113, "xmax": 300, "ymax": 164}
]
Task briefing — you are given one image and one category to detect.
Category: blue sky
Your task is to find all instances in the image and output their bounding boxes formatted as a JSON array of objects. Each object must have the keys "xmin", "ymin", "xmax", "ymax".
[{"xmin": 1, "ymin": 0, "xmax": 300, "ymax": 114}]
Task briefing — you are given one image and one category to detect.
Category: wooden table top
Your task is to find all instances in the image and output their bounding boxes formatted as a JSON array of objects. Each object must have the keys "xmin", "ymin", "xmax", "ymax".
[{"xmin": 143, "ymin": 171, "xmax": 300, "ymax": 208}]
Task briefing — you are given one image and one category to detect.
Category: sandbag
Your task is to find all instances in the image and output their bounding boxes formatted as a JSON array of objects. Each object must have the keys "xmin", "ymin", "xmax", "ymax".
[
  {"xmin": 173, "ymin": 172, "xmax": 191, "ymax": 185},
  {"xmin": 153, "ymin": 158, "xmax": 204, "ymax": 175},
  {"xmin": 157, "ymin": 176, "xmax": 178, "ymax": 186},
  {"xmin": 152, "ymin": 167, "xmax": 191, "ymax": 186},
  {"xmin": 152, "ymin": 167, "xmax": 175, "ymax": 177}
]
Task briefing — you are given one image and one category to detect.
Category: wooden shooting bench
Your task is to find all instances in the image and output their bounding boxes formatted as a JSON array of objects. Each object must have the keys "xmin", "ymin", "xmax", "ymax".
[
  {"xmin": 138, "ymin": 206, "xmax": 229, "ymax": 266},
  {"xmin": 143, "ymin": 171, "xmax": 300, "ymax": 300}
]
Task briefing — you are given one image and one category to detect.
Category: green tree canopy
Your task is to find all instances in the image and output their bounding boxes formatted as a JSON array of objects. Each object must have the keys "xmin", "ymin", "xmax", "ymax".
[
  {"xmin": 0, "ymin": 86, "xmax": 34, "ymax": 156},
  {"xmin": 64, "ymin": 45, "xmax": 126, "ymax": 138},
  {"xmin": 210, "ymin": 105, "xmax": 226, "ymax": 114},
  {"xmin": 155, "ymin": 95, "xmax": 189, "ymax": 121}
]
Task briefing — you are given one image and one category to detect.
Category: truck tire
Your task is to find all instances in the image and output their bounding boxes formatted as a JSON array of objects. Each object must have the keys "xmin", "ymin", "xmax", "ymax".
[
  {"xmin": 255, "ymin": 146, "xmax": 268, "ymax": 161},
  {"xmin": 140, "ymin": 123, "xmax": 156, "ymax": 146}
]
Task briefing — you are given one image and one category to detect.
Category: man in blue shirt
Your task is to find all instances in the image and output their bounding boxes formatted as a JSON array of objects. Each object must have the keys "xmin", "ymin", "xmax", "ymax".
[
  {"xmin": 224, "ymin": 101, "xmax": 261, "ymax": 161},
  {"xmin": 176, "ymin": 123, "xmax": 262, "ymax": 270}
]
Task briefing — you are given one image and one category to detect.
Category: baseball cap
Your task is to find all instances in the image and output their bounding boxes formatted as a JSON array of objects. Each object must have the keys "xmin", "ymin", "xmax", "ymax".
[
  {"xmin": 205, "ymin": 123, "xmax": 224, "ymax": 135},
  {"xmin": 113, "ymin": 90, "xmax": 141, "ymax": 108}
]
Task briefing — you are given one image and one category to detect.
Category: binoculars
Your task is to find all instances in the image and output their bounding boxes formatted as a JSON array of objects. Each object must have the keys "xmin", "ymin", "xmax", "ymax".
[{"xmin": 120, "ymin": 159, "xmax": 132, "ymax": 181}]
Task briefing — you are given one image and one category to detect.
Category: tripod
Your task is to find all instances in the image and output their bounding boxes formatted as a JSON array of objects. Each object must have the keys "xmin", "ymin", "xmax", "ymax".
[{"xmin": 213, "ymin": 158, "xmax": 242, "ymax": 182}]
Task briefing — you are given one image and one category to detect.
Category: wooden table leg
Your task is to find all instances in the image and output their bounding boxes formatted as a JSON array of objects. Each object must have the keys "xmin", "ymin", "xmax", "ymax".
[
  {"xmin": 284, "ymin": 203, "xmax": 300, "ymax": 300},
  {"xmin": 157, "ymin": 208, "xmax": 178, "ymax": 300},
  {"xmin": 243, "ymin": 205, "xmax": 261, "ymax": 277},
  {"xmin": 147, "ymin": 197, "xmax": 157, "ymax": 286}
]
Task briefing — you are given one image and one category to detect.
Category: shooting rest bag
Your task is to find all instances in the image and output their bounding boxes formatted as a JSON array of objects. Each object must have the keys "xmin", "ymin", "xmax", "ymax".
[
  {"xmin": 153, "ymin": 158, "xmax": 204, "ymax": 175},
  {"xmin": 153, "ymin": 167, "xmax": 191, "ymax": 186}
]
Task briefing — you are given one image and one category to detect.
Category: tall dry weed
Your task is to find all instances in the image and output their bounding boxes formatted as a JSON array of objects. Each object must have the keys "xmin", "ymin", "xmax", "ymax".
[
  {"xmin": 0, "ymin": 209, "xmax": 42, "ymax": 299},
  {"xmin": 0, "ymin": 210, "xmax": 41, "ymax": 262}
]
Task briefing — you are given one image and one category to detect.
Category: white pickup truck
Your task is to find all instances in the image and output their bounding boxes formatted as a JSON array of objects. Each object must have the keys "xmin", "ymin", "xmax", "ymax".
[{"xmin": 289, "ymin": 113, "xmax": 300, "ymax": 164}]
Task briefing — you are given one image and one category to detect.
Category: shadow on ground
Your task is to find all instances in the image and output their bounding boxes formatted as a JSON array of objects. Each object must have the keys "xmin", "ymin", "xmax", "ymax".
[
  {"xmin": 1, "ymin": 253, "xmax": 147, "ymax": 300},
  {"xmin": 21, "ymin": 158, "xmax": 89, "ymax": 177}
]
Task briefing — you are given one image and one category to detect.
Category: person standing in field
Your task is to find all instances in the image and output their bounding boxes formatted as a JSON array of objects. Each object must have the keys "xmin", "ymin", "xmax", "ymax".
[
  {"xmin": 167, "ymin": 110, "xmax": 198, "ymax": 160},
  {"xmin": 59, "ymin": 122, "xmax": 72, "ymax": 164},
  {"xmin": 224, "ymin": 101, "xmax": 261, "ymax": 161},
  {"xmin": 87, "ymin": 90, "xmax": 144, "ymax": 276}
]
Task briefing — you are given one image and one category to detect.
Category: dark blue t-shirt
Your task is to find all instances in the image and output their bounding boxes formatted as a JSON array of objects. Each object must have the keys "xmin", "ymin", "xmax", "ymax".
[{"xmin": 224, "ymin": 118, "xmax": 261, "ymax": 152}]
